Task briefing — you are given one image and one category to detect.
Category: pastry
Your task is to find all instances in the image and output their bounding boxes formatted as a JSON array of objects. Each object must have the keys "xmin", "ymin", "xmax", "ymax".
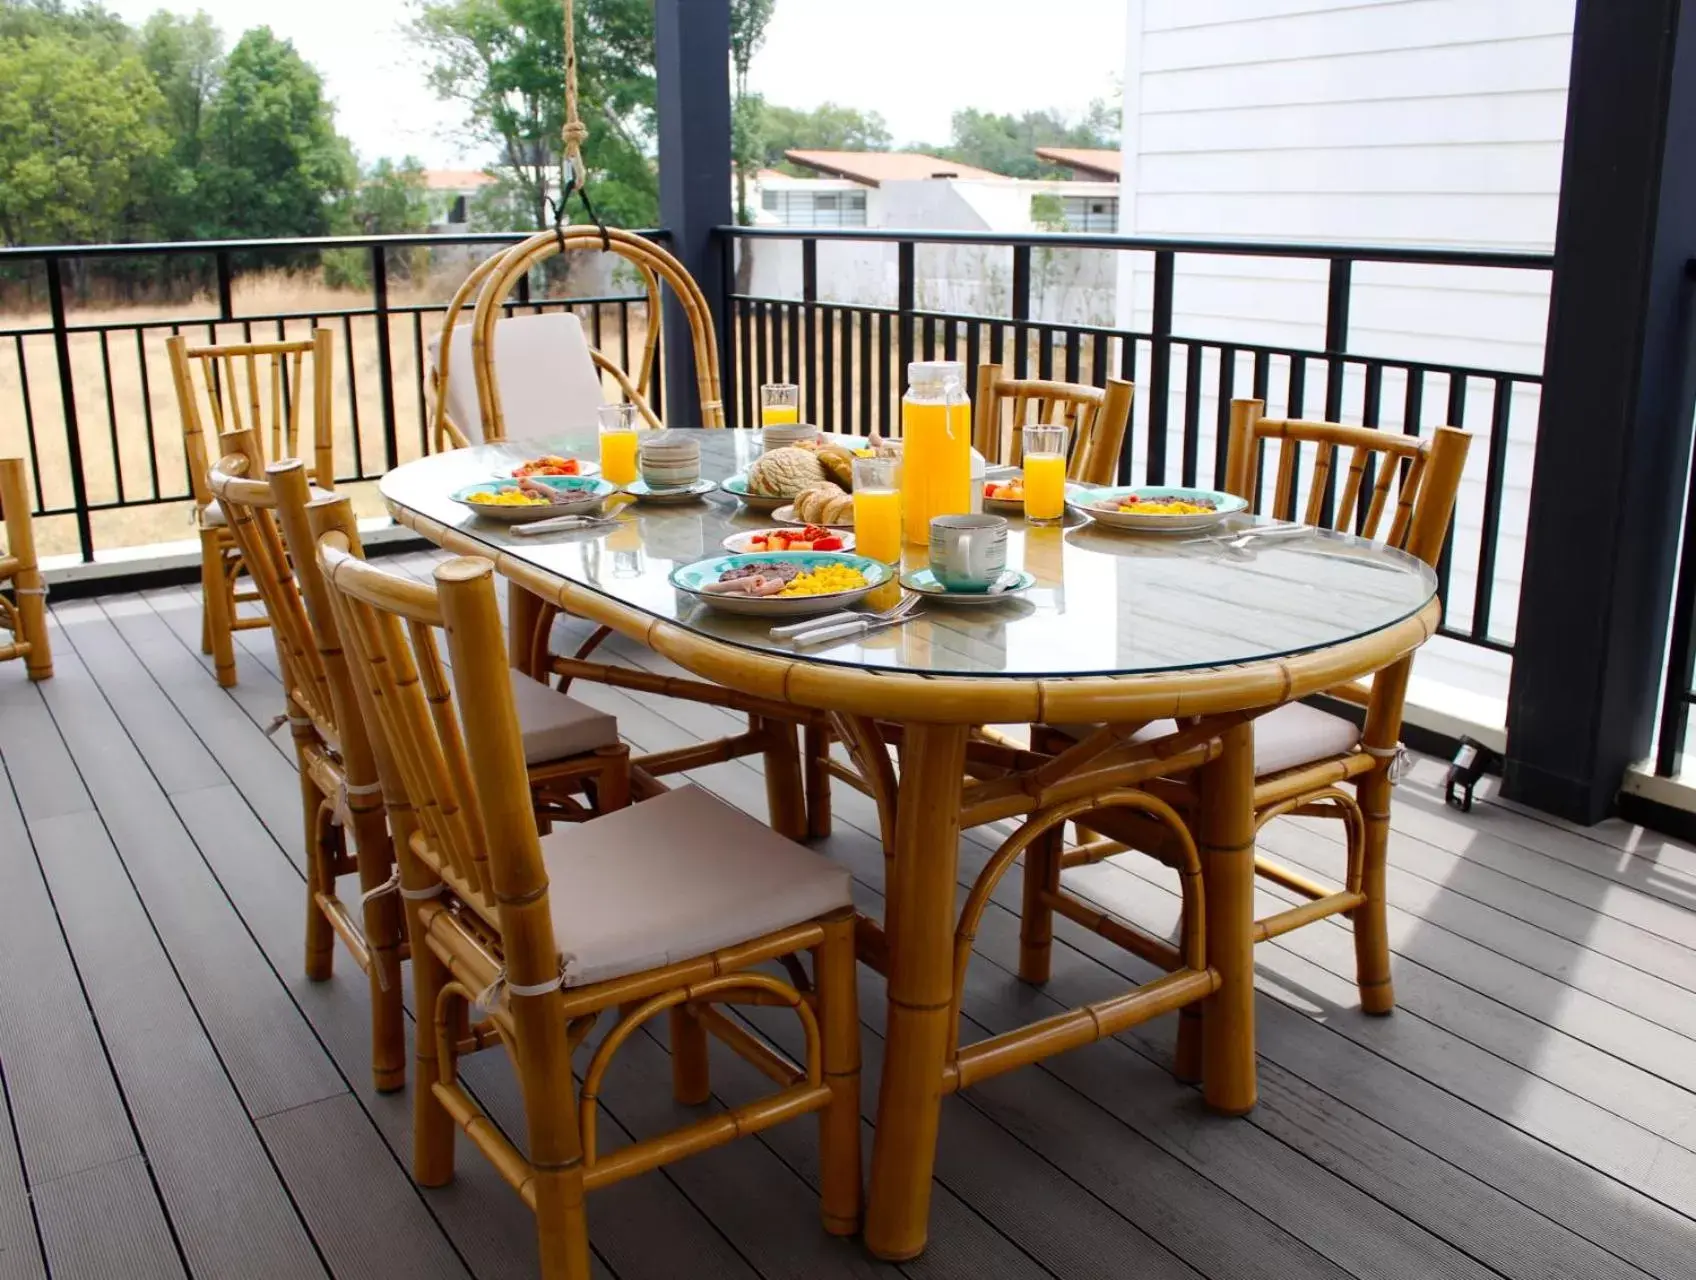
[
  {"xmin": 746, "ymin": 445, "xmax": 825, "ymax": 497},
  {"xmin": 794, "ymin": 482, "xmax": 853, "ymax": 524}
]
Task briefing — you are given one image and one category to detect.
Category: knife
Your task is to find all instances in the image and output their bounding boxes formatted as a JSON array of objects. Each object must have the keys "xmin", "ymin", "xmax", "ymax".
[{"xmin": 791, "ymin": 610, "xmax": 921, "ymax": 648}]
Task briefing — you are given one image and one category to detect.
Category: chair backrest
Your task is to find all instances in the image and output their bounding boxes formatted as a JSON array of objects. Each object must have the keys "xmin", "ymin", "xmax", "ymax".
[
  {"xmin": 313, "ymin": 526, "xmax": 555, "ymax": 978},
  {"xmin": 0, "ymin": 458, "xmax": 36, "ymax": 574},
  {"xmin": 429, "ymin": 311, "xmax": 606, "ymax": 447},
  {"xmin": 168, "ymin": 330, "xmax": 335, "ymax": 510},
  {"xmin": 206, "ymin": 430, "xmax": 337, "ymax": 734},
  {"xmin": 461, "ymin": 226, "xmax": 725, "ymax": 440},
  {"xmin": 971, "ymin": 367, "xmax": 1134, "ymax": 486},
  {"xmin": 1223, "ymin": 398, "xmax": 1468, "ymax": 564}
]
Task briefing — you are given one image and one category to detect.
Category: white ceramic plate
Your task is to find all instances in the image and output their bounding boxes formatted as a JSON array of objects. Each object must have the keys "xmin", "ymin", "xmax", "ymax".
[
  {"xmin": 1066, "ymin": 484, "xmax": 1248, "ymax": 533},
  {"xmin": 771, "ymin": 503, "xmax": 853, "ymax": 530},
  {"xmin": 671, "ymin": 552, "xmax": 893, "ymax": 618},
  {"xmin": 722, "ymin": 527, "xmax": 856, "ymax": 554}
]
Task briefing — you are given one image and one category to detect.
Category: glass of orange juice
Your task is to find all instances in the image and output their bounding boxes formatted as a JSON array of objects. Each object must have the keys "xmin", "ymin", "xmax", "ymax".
[
  {"xmin": 598, "ymin": 403, "xmax": 640, "ymax": 487},
  {"xmin": 760, "ymin": 383, "xmax": 800, "ymax": 426},
  {"xmin": 1022, "ymin": 424, "xmax": 1068, "ymax": 523},
  {"xmin": 852, "ymin": 455, "xmax": 903, "ymax": 563}
]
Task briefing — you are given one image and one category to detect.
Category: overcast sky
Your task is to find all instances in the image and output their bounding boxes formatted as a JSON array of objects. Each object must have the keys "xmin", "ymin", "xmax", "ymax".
[{"xmin": 104, "ymin": 0, "xmax": 1126, "ymax": 168}]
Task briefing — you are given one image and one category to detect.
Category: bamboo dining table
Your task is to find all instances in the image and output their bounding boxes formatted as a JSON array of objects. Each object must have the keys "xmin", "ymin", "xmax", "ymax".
[{"xmin": 381, "ymin": 429, "xmax": 1441, "ymax": 1260}]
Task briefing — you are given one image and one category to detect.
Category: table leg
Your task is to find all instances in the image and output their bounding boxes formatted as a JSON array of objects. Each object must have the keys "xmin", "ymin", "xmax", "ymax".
[
  {"xmin": 1196, "ymin": 720, "xmax": 1257, "ymax": 1115},
  {"xmin": 865, "ymin": 723, "xmax": 969, "ymax": 1262},
  {"xmin": 506, "ymin": 581, "xmax": 546, "ymax": 678}
]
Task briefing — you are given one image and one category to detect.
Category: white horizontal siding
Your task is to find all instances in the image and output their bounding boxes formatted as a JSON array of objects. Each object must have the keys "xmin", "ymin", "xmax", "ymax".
[{"xmin": 1121, "ymin": 0, "xmax": 1574, "ymax": 725}]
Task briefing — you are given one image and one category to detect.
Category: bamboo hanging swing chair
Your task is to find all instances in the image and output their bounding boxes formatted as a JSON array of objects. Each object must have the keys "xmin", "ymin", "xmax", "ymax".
[{"xmin": 429, "ymin": 3, "xmax": 835, "ymax": 839}]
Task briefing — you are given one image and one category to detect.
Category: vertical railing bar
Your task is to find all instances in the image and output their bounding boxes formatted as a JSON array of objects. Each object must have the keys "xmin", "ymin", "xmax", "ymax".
[
  {"xmin": 412, "ymin": 309, "xmax": 428, "ymax": 456},
  {"xmin": 738, "ymin": 297, "xmax": 754, "ymax": 431},
  {"xmin": 1320, "ymin": 257, "xmax": 1352, "ymax": 525},
  {"xmin": 1214, "ymin": 344, "xmax": 1236, "ymax": 488},
  {"xmin": 967, "ymin": 322, "xmax": 982, "ymax": 413},
  {"xmin": 98, "ymin": 330, "xmax": 124, "ymax": 505},
  {"xmin": 1064, "ymin": 328, "xmax": 1081, "ymax": 385},
  {"xmin": 1038, "ymin": 325, "xmax": 1054, "ymax": 382},
  {"xmin": 839, "ymin": 308, "xmax": 854, "ymax": 432},
  {"xmin": 897, "ymin": 241, "xmax": 915, "ymax": 386},
  {"xmin": 1090, "ymin": 331, "xmax": 1107, "ymax": 391},
  {"xmin": 1434, "ymin": 370, "xmax": 1467, "ymax": 606},
  {"xmin": 802, "ymin": 238, "xmax": 818, "ymax": 424},
  {"xmin": 1658, "ymin": 428, "xmax": 1696, "ymax": 774},
  {"xmin": 1147, "ymin": 249, "xmax": 1175, "ymax": 485},
  {"xmin": 719, "ymin": 231, "xmax": 737, "ymax": 430},
  {"xmin": 755, "ymin": 299, "xmax": 769, "ymax": 394},
  {"xmin": 880, "ymin": 310, "xmax": 896, "ymax": 435},
  {"xmin": 618, "ymin": 299, "xmax": 631, "ymax": 377},
  {"xmin": 341, "ymin": 312, "xmax": 363, "ymax": 480},
  {"xmin": 15, "ymin": 334, "xmax": 43, "ymax": 505},
  {"xmin": 1011, "ymin": 245, "xmax": 1031, "ymax": 380},
  {"xmin": 216, "ymin": 249, "xmax": 235, "ymax": 322},
  {"xmin": 371, "ymin": 246, "xmax": 399, "ymax": 471},
  {"xmin": 771, "ymin": 300, "xmax": 785, "ymax": 392},
  {"xmin": 821, "ymin": 304, "xmax": 836, "ymax": 433},
  {"xmin": 786, "ymin": 295, "xmax": 801, "ymax": 388},
  {"xmin": 46, "ymin": 257, "xmax": 95, "ymax": 561},
  {"xmin": 1357, "ymin": 361, "xmax": 1384, "ymax": 532},
  {"xmin": 1285, "ymin": 355, "xmax": 1308, "ymax": 522},
  {"xmin": 1117, "ymin": 331, "xmax": 1137, "ymax": 484},
  {"xmin": 1181, "ymin": 342, "xmax": 1202, "ymax": 488},
  {"xmin": 1471, "ymin": 375, "xmax": 1513, "ymax": 641},
  {"xmin": 859, "ymin": 309, "xmax": 874, "ymax": 437}
]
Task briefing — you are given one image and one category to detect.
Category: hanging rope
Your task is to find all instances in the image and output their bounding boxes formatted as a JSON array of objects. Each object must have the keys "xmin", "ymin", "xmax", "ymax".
[{"xmin": 554, "ymin": 0, "xmax": 611, "ymax": 253}]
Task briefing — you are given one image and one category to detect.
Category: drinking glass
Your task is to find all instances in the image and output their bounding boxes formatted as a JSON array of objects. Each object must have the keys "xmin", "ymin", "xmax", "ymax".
[
  {"xmin": 760, "ymin": 383, "xmax": 800, "ymax": 426},
  {"xmin": 852, "ymin": 455, "xmax": 902, "ymax": 563},
  {"xmin": 598, "ymin": 403, "xmax": 640, "ymax": 487},
  {"xmin": 1022, "ymin": 423, "xmax": 1069, "ymax": 523}
]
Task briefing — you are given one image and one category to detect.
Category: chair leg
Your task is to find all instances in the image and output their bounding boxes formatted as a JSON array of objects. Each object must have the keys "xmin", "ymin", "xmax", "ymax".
[
  {"xmin": 814, "ymin": 911, "xmax": 863, "ymax": 1237},
  {"xmin": 1017, "ymin": 823, "xmax": 1063, "ymax": 984},
  {"xmin": 409, "ymin": 926, "xmax": 458, "ymax": 1187},
  {"xmin": 1353, "ymin": 774, "xmax": 1395, "ymax": 1015},
  {"xmin": 594, "ymin": 745, "xmax": 631, "ymax": 814},
  {"xmin": 16, "ymin": 590, "xmax": 51, "ymax": 681},
  {"xmin": 301, "ymin": 772, "xmax": 336, "ymax": 982},
  {"xmin": 352, "ymin": 804, "xmax": 407, "ymax": 1093},
  {"xmin": 522, "ymin": 1021, "xmax": 592, "ymax": 1280},
  {"xmin": 199, "ymin": 530, "xmax": 237, "ymax": 686},
  {"xmin": 805, "ymin": 723, "xmax": 833, "ymax": 839},
  {"xmin": 668, "ymin": 1005, "xmax": 711, "ymax": 1106}
]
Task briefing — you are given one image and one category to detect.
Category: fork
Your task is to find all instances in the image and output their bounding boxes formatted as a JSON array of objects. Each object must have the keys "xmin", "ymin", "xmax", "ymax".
[{"xmin": 769, "ymin": 590, "xmax": 918, "ymax": 640}]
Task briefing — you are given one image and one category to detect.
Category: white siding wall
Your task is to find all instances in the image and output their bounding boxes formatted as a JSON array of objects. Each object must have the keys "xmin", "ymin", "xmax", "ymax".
[{"xmin": 1119, "ymin": 0, "xmax": 1574, "ymax": 727}]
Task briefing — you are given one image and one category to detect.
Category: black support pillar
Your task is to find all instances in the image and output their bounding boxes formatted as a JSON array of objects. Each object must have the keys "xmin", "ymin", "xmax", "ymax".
[
  {"xmin": 1505, "ymin": 0, "xmax": 1696, "ymax": 821},
  {"xmin": 655, "ymin": 0, "xmax": 731, "ymax": 429}
]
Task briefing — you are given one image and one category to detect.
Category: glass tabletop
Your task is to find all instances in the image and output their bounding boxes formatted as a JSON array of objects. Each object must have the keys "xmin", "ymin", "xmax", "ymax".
[{"xmin": 380, "ymin": 432, "xmax": 1440, "ymax": 681}]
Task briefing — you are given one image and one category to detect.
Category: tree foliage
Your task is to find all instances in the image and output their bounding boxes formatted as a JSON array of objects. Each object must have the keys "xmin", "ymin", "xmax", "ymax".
[
  {"xmin": 411, "ymin": 0, "xmax": 659, "ymax": 231},
  {"xmin": 757, "ymin": 102, "xmax": 892, "ymax": 172},
  {"xmin": 924, "ymin": 102, "xmax": 1120, "ymax": 179}
]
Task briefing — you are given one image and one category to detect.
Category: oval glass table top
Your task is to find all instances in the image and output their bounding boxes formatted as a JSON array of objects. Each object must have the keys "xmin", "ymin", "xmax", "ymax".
[{"xmin": 381, "ymin": 431, "xmax": 1440, "ymax": 681}]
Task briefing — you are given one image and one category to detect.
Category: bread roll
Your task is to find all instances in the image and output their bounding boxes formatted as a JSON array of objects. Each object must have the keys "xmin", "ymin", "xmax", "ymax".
[
  {"xmin": 794, "ymin": 482, "xmax": 851, "ymax": 524},
  {"xmin": 815, "ymin": 444, "xmax": 855, "ymax": 490}
]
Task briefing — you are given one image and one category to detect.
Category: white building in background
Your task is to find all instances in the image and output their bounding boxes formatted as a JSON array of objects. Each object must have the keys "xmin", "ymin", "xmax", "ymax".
[
  {"xmin": 421, "ymin": 170, "xmax": 498, "ymax": 230},
  {"xmin": 745, "ymin": 150, "xmax": 1123, "ymax": 325},
  {"xmin": 1115, "ymin": 0, "xmax": 1575, "ymax": 737}
]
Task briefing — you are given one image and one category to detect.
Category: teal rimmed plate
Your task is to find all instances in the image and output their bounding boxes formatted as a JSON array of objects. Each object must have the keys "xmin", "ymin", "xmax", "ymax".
[
  {"xmin": 671, "ymin": 551, "xmax": 893, "ymax": 618},
  {"xmin": 901, "ymin": 567, "xmax": 1036, "ymax": 605},
  {"xmin": 719, "ymin": 474, "xmax": 790, "ymax": 512},
  {"xmin": 451, "ymin": 475, "xmax": 615, "ymax": 523},
  {"xmin": 623, "ymin": 477, "xmax": 714, "ymax": 504},
  {"xmin": 1066, "ymin": 484, "xmax": 1247, "ymax": 533}
]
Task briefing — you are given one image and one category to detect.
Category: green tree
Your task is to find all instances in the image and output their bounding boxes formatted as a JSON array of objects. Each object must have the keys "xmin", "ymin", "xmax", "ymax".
[
  {"xmin": 194, "ymin": 26, "xmax": 356, "ymax": 239},
  {"xmin": 927, "ymin": 103, "xmax": 1119, "ymax": 178},
  {"xmin": 411, "ymin": 0, "xmax": 658, "ymax": 231},
  {"xmin": 758, "ymin": 101, "xmax": 891, "ymax": 171},
  {"xmin": 729, "ymin": 0, "xmax": 773, "ymax": 225},
  {"xmin": 0, "ymin": 30, "xmax": 170, "ymax": 245},
  {"xmin": 138, "ymin": 10, "xmax": 222, "ymax": 236},
  {"xmin": 349, "ymin": 157, "xmax": 433, "ymax": 234}
]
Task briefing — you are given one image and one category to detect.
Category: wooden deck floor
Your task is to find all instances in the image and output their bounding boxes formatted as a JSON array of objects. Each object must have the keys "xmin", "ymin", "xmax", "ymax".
[{"xmin": 6, "ymin": 552, "xmax": 1696, "ymax": 1279}]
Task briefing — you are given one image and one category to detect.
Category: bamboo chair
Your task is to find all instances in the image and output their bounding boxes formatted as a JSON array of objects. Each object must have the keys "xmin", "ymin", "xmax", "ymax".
[
  {"xmin": 1031, "ymin": 399, "xmax": 1471, "ymax": 1024},
  {"xmin": 215, "ymin": 450, "xmax": 631, "ymax": 1091},
  {"xmin": 0, "ymin": 458, "xmax": 51, "ymax": 680},
  {"xmin": 972, "ymin": 367, "xmax": 1135, "ymax": 486},
  {"xmin": 442, "ymin": 231, "xmax": 834, "ymax": 839},
  {"xmin": 168, "ymin": 330, "xmax": 336, "ymax": 687},
  {"xmin": 315, "ymin": 537, "xmax": 861, "ymax": 1279}
]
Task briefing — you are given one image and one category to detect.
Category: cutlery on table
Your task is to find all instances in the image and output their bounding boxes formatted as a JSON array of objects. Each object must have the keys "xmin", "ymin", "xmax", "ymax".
[
  {"xmin": 510, "ymin": 513, "xmax": 621, "ymax": 537},
  {"xmin": 1184, "ymin": 520, "xmax": 1307, "ymax": 549},
  {"xmin": 791, "ymin": 606, "xmax": 924, "ymax": 647},
  {"xmin": 769, "ymin": 591, "xmax": 917, "ymax": 639}
]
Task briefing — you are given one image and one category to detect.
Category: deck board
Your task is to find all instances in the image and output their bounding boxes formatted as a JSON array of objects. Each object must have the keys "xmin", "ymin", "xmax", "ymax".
[{"xmin": 5, "ymin": 574, "xmax": 1696, "ymax": 1279}]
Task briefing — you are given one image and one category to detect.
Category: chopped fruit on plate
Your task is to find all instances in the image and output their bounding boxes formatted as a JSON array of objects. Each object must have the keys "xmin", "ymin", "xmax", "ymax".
[
  {"xmin": 747, "ymin": 524, "xmax": 843, "ymax": 552},
  {"xmin": 512, "ymin": 455, "xmax": 583, "ymax": 477},
  {"xmin": 985, "ymin": 479, "xmax": 1025, "ymax": 502}
]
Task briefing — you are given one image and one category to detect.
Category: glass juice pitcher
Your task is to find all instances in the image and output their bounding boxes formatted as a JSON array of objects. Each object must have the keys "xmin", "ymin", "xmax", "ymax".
[{"xmin": 900, "ymin": 360, "xmax": 971, "ymax": 545}]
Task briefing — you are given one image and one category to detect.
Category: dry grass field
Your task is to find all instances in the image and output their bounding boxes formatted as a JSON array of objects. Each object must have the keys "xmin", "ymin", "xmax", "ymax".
[{"xmin": 1, "ymin": 265, "xmax": 648, "ymax": 560}]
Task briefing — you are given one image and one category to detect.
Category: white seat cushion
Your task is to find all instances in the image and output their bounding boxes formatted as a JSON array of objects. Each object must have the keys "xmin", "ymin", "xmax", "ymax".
[
  {"xmin": 540, "ymin": 785, "xmax": 852, "ymax": 987},
  {"xmin": 441, "ymin": 660, "xmax": 620, "ymax": 764},
  {"xmin": 429, "ymin": 312, "xmax": 605, "ymax": 444},
  {"xmin": 1055, "ymin": 703, "xmax": 1360, "ymax": 778},
  {"xmin": 202, "ymin": 485, "xmax": 333, "ymax": 530},
  {"xmin": 505, "ymin": 667, "xmax": 621, "ymax": 765}
]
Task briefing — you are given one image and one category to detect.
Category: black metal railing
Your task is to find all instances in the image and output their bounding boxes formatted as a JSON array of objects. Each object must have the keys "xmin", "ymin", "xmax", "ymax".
[
  {"xmin": 719, "ymin": 225, "xmax": 1553, "ymax": 659},
  {"xmin": 0, "ymin": 231, "xmax": 658, "ymax": 562}
]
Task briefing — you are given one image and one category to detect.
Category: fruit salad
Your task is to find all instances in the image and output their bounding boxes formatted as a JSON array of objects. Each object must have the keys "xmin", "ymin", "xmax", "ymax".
[
  {"xmin": 511, "ymin": 455, "xmax": 584, "ymax": 478},
  {"xmin": 745, "ymin": 524, "xmax": 845, "ymax": 552}
]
